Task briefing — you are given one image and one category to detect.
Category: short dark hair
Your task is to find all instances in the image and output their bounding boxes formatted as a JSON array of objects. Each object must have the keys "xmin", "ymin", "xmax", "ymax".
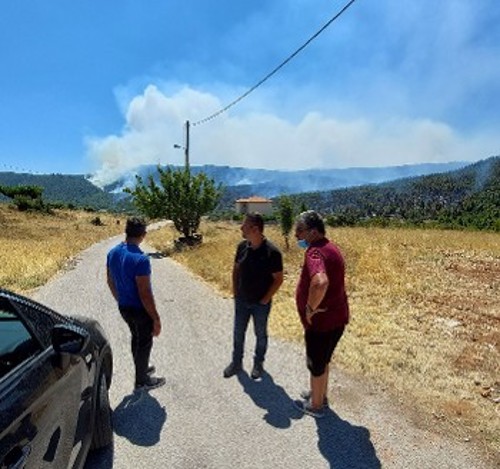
[
  {"xmin": 125, "ymin": 217, "xmax": 147, "ymax": 238},
  {"xmin": 296, "ymin": 210, "xmax": 325, "ymax": 235},
  {"xmin": 245, "ymin": 212, "xmax": 264, "ymax": 232}
]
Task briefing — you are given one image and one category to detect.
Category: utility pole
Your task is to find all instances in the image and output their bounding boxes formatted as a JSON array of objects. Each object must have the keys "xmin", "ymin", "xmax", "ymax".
[
  {"xmin": 173, "ymin": 120, "xmax": 190, "ymax": 170},
  {"xmin": 184, "ymin": 120, "xmax": 190, "ymax": 170}
]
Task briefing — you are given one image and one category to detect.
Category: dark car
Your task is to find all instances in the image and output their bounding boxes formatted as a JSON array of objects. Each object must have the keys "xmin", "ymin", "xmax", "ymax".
[{"xmin": 0, "ymin": 289, "xmax": 113, "ymax": 469}]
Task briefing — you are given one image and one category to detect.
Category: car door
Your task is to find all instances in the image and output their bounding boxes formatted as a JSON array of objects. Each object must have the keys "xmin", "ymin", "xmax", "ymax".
[{"xmin": 0, "ymin": 297, "xmax": 87, "ymax": 469}]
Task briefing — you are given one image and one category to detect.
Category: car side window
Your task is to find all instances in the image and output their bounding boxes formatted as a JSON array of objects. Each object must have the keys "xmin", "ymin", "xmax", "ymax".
[{"xmin": 0, "ymin": 300, "xmax": 42, "ymax": 379}]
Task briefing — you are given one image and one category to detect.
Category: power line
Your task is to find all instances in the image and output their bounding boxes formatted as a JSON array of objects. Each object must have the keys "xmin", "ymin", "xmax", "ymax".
[
  {"xmin": 192, "ymin": 0, "xmax": 358, "ymax": 127},
  {"xmin": 0, "ymin": 163, "xmax": 43, "ymax": 174}
]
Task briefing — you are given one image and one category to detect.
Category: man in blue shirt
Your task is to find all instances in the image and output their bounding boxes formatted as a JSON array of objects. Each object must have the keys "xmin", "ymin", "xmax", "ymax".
[{"xmin": 107, "ymin": 217, "xmax": 165, "ymax": 391}]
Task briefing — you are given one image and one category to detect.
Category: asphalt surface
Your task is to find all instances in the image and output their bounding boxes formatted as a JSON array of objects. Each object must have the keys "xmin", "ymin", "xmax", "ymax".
[{"xmin": 31, "ymin": 233, "xmax": 493, "ymax": 469}]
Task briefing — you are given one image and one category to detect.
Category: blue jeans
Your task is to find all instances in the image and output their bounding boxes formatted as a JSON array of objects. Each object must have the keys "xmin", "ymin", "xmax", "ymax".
[{"xmin": 232, "ymin": 297, "xmax": 271, "ymax": 365}]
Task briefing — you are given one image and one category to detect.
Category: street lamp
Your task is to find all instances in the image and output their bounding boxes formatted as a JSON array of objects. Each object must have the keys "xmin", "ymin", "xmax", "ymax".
[{"xmin": 173, "ymin": 120, "xmax": 190, "ymax": 170}]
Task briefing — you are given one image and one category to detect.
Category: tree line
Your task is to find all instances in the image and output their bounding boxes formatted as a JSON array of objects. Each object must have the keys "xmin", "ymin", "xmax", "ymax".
[
  {"xmin": 1, "ymin": 156, "xmax": 498, "ymax": 242},
  {"xmin": 277, "ymin": 156, "xmax": 499, "ymax": 232}
]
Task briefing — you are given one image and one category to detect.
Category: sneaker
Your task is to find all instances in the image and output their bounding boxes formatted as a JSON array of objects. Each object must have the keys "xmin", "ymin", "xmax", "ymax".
[
  {"xmin": 147, "ymin": 365, "xmax": 156, "ymax": 375},
  {"xmin": 223, "ymin": 362, "xmax": 242, "ymax": 378},
  {"xmin": 135, "ymin": 376, "xmax": 166, "ymax": 391},
  {"xmin": 294, "ymin": 398, "xmax": 325, "ymax": 418},
  {"xmin": 251, "ymin": 362, "xmax": 264, "ymax": 380},
  {"xmin": 300, "ymin": 390, "xmax": 329, "ymax": 408}
]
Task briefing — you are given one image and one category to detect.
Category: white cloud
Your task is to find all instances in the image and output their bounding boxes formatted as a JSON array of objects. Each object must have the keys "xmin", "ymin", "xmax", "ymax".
[{"xmin": 87, "ymin": 84, "xmax": 499, "ymax": 187}]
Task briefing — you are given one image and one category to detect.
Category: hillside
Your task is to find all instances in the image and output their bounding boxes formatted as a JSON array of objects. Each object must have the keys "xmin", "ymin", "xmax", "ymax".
[
  {"xmin": 105, "ymin": 161, "xmax": 468, "ymax": 198},
  {"xmin": 0, "ymin": 158, "xmax": 497, "ymax": 231},
  {"xmin": 285, "ymin": 156, "xmax": 499, "ymax": 231},
  {"xmin": 0, "ymin": 160, "xmax": 468, "ymax": 213},
  {"xmin": 106, "ymin": 160, "xmax": 469, "ymax": 213},
  {"xmin": 0, "ymin": 172, "xmax": 130, "ymax": 211}
]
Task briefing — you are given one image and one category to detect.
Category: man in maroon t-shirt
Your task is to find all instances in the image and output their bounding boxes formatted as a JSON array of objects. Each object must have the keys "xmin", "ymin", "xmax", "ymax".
[{"xmin": 294, "ymin": 210, "xmax": 349, "ymax": 418}]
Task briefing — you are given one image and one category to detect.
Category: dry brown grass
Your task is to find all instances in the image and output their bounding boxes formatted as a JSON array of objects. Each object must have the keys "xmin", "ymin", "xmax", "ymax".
[
  {"xmin": 147, "ymin": 220, "xmax": 500, "ymax": 456},
  {"xmin": 0, "ymin": 204, "xmax": 126, "ymax": 292},
  {"xmin": 3, "ymin": 204, "xmax": 498, "ymax": 456}
]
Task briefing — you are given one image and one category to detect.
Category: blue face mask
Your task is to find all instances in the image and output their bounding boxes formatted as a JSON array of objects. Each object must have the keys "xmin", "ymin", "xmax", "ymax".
[{"xmin": 297, "ymin": 239, "xmax": 310, "ymax": 249}]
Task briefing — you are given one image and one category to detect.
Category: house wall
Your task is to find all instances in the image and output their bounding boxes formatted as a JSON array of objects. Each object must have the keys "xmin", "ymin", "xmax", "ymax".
[{"xmin": 235, "ymin": 202, "xmax": 273, "ymax": 215}]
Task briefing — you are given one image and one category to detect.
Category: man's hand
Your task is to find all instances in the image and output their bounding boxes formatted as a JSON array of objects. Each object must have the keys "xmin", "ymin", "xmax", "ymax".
[
  {"xmin": 305, "ymin": 304, "xmax": 326, "ymax": 325},
  {"xmin": 137, "ymin": 275, "xmax": 162, "ymax": 335},
  {"xmin": 259, "ymin": 271, "xmax": 284, "ymax": 306},
  {"xmin": 106, "ymin": 267, "xmax": 119, "ymax": 302},
  {"xmin": 152, "ymin": 317, "xmax": 162, "ymax": 337}
]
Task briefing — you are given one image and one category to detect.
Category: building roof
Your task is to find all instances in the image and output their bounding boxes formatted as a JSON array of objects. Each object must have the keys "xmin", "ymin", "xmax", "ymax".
[{"xmin": 235, "ymin": 196, "xmax": 273, "ymax": 203}]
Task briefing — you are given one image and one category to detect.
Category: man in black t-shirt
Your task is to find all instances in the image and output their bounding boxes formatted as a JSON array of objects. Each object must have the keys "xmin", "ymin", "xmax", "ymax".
[{"xmin": 224, "ymin": 213, "xmax": 284, "ymax": 380}]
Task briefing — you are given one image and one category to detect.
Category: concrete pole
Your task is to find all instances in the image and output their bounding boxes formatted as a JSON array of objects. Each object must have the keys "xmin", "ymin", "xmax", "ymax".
[{"xmin": 185, "ymin": 120, "xmax": 190, "ymax": 170}]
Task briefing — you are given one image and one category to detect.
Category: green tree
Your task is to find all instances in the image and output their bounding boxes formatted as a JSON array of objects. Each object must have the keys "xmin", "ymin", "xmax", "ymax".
[
  {"xmin": 125, "ymin": 166, "xmax": 222, "ymax": 240},
  {"xmin": 0, "ymin": 184, "xmax": 47, "ymax": 211},
  {"xmin": 278, "ymin": 195, "xmax": 294, "ymax": 249}
]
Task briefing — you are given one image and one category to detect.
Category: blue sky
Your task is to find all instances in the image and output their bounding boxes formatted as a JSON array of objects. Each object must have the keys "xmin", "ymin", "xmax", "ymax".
[{"xmin": 1, "ymin": 0, "xmax": 499, "ymax": 185}]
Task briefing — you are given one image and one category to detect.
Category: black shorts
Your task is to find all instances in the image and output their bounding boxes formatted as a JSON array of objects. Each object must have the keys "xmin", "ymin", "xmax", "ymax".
[{"xmin": 305, "ymin": 327, "xmax": 345, "ymax": 377}]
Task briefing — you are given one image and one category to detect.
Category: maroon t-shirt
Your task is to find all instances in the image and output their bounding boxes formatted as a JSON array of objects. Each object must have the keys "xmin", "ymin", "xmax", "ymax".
[{"xmin": 295, "ymin": 238, "xmax": 349, "ymax": 331}]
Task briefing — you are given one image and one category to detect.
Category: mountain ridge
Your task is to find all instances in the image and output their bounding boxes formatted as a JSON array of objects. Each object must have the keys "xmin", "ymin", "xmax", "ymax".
[
  {"xmin": 104, "ymin": 160, "xmax": 469, "ymax": 198},
  {"xmin": 0, "ymin": 157, "xmax": 497, "ymax": 232},
  {"xmin": 283, "ymin": 156, "xmax": 499, "ymax": 230}
]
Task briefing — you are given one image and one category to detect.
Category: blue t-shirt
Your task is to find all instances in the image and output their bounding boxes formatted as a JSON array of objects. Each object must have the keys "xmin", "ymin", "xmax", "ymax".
[{"xmin": 106, "ymin": 242, "xmax": 151, "ymax": 308}]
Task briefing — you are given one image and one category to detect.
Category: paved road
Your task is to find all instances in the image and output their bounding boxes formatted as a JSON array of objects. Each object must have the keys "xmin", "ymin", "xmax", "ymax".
[{"xmin": 32, "ymin": 234, "xmax": 492, "ymax": 469}]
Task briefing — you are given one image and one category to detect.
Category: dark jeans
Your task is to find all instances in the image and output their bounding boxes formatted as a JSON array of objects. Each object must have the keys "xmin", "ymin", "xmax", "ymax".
[
  {"xmin": 232, "ymin": 297, "xmax": 271, "ymax": 365},
  {"xmin": 119, "ymin": 305, "xmax": 153, "ymax": 385}
]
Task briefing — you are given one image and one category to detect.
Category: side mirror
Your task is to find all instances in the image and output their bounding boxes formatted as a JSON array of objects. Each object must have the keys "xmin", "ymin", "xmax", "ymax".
[{"xmin": 51, "ymin": 324, "xmax": 90, "ymax": 354}]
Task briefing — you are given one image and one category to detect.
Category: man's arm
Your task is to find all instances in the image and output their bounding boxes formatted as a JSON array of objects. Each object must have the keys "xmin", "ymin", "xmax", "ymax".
[
  {"xmin": 260, "ymin": 271, "xmax": 284, "ymax": 304},
  {"xmin": 232, "ymin": 262, "xmax": 240, "ymax": 298},
  {"xmin": 136, "ymin": 275, "xmax": 162, "ymax": 337},
  {"xmin": 305, "ymin": 272, "xmax": 329, "ymax": 324},
  {"xmin": 106, "ymin": 267, "xmax": 118, "ymax": 302}
]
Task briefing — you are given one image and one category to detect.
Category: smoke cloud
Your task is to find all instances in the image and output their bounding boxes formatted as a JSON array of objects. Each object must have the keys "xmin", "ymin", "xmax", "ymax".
[{"xmin": 87, "ymin": 84, "xmax": 499, "ymax": 187}]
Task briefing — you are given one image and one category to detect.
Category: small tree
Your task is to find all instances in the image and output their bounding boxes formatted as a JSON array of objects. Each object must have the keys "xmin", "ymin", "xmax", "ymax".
[
  {"xmin": 125, "ymin": 166, "xmax": 222, "ymax": 240},
  {"xmin": 0, "ymin": 184, "xmax": 47, "ymax": 212},
  {"xmin": 278, "ymin": 195, "xmax": 294, "ymax": 250}
]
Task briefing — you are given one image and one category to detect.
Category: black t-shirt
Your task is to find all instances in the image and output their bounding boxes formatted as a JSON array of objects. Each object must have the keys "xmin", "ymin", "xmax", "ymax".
[{"xmin": 234, "ymin": 238, "xmax": 283, "ymax": 303}]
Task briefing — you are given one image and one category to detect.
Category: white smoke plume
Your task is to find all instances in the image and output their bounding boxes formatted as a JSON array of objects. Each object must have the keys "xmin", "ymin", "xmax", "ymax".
[
  {"xmin": 87, "ymin": 84, "xmax": 499, "ymax": 187},
  {"xmin": 87, "ymin": 85, "xmax": 221, "ymax": 186}
]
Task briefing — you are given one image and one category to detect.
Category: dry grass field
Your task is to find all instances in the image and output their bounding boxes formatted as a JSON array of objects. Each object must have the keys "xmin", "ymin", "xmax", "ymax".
[
  {"xmin": 0, "ymin": 204, "xmax": 126, "ymax": 292},
  {"xmin": 147, "ymin": 220, "xmax": 500, "ymax": 456},
  {"xmin": 2, "ymin": 204, "xmax": 498, "ymax": 456}
]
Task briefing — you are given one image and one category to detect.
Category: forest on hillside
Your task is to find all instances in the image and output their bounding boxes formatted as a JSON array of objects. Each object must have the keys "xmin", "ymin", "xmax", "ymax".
[
  {"xmin": 0, "ymin": 173, "xmax": 132, "ymax": 211},
  {"xmin": 0, "ymin": 157, "xmax": 498, "ymax": 231},
  {"xmin": 281, "ymin": 156, "xmax": 499, "ymax": 231}
]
